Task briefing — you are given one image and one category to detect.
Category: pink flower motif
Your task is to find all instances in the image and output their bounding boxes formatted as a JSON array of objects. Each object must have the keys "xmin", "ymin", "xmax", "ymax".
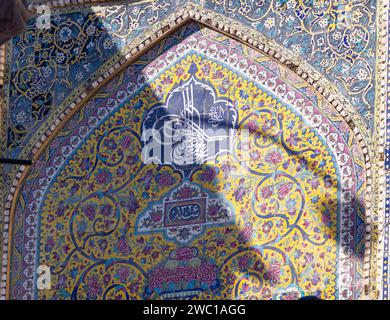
[
  {"xmin": 213, "ymin": 70, "xmax": 224, "ymax": 79},
  {"xmin": 200, "ymin": 167, "xmax": 217, "ymax": 182},
  {"xmin": 86, "ymin": 276, "xmax": 102, "ymax": 299},
  {"xmin": 261, "ymin": 186, "xmax": 273, "ymax": 199},
  {"xmin": 264, "ymin": 261, "xmax": 281, "ymax": 285},
  {"xmin": 227, "ymin": 274, "xmax": 237, "ymax": 285},
  {"xmin": 261, "ymin": 288, "xmax": 272, "ymax": 299},
  {"xmin": 82, "ymin": 204, "xmax": 96, "ymax": 221},
  {"xmin": 324, "ymin": 175, "xmax": 334, "ymax": 189},
  {"xmin": 250, "ymin": 150, "xmax": 261, "ymax": 161},
  {"xmin": 262, "ymin": 221, "xmax": 273, "ymax": 234},
  {"xmin": 311, "ymin": 177, "xmax": 320, "ymax": 189},
  {"xmin": 321, "ymin": 209, "xmax": 332, "ymax": 227},
  {"xmin": 117, "ymin": 267, "xmax": 130, "ymax": 282},
  {"xmin": 254, "ymin": 261, "xmax": 264, "ymax": 272},
  {"xmin": 120, "ymin": 135, "xmax": 131, "ymax": 149},
  {"xmin": 176, "ymin": 67, "xmax": 184, "ymax": 77},
  {"xmin": 101, "ymin": 204, "xmax": 112, "ymax": 217},
  {"xmin": 95, "ymin": 168, "xmax": 112, "ymax": 184},
  {"xmin": 125, "ymin": 154, "xmax": 138, "ymax": 165},
  {"xmin": 103, "ymin": 274, "xmax": 111, "ymax": 286},
  {"xmin": 278, "ymin": 182, "xmax": 293, "ymax": 200},
  {"xmin": 282, "ymin": 292, "xmax": 300, "ymax": 300},
  {"xmin": 311, "ymin": 271, "xmax": 320, "ymax": 285},
  {"xmin": 177, "ymin": 186, "xmax": 193, "ymax": 199},
  {"xmin": 241, "ymin": 283, "xmax": 250, "ymax": 293},
  {"xmin": 266, "ymin": 151, "xmax": 283, "ymax": 164},
  {"xmin": 304, "ymin": 252, "xmax": 314, "ymax": 265},
  {"xmin": 157, "ymin": 172, "xmax": 175, "ymax": 186},
  {"xmin": 161, "ymin": 76, "xmax": 173, "ymax": 85},
  {"xmin": 201, "ymin": 64, "xmax": 211, "ymax": 75},
  {"xmin": 117, "ymin": 237, "xmax": 130, "ymax": 255},
  {"xmin": 221, "ymin": 163, "xmax": 232, "ymax": 179},
  {"xmin": 246, "ymin": 120, "xmax": 259, "ymax": 134},
  {"xmin": 207, "ymin": 205, "xmax": 219, "ymax": 218},
  {"xmin": 149, "ymin": 208, "xmax": 163, "ymax": 223},
  {"xmin": 238, "ymin": 255, "xmax": 249, "ymax": 271}
]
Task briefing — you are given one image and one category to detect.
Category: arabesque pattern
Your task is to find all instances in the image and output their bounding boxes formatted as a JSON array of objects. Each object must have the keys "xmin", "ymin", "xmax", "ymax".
[
  {"xmin": 3, "ymin": 0, "xmax": 376, "ymax": 156},
  {"xmin": 8, "ymin": 24, "xmax": 366, "ymax": 300}
]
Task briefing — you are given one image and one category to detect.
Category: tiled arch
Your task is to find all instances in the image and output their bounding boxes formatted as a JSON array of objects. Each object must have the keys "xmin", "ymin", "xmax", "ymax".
[{"xmin": 0, "ymin": 2, "xmax": 377, "ymax": 299}]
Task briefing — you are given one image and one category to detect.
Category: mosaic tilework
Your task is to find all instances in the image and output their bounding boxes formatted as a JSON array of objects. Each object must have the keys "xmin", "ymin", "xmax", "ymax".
[
  {"xmin": 201, "ymin": 0, "xmax": 376, "ymax": 124},
  {"xmin": 1, "ymin": 0, "xmax": 376, "ymax": 159},
  {"xmin": 7, "ymin": 23, "xmax": 366, "ymax": 300},
  {"xmin": 4, "ymin": 0, "xmax": 186, "ymax": 156}
]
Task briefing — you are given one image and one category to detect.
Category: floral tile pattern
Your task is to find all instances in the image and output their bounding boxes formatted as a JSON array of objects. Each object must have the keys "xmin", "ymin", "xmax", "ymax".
[
  {"xmin": 2, "ymin": 0, "xmax": 376, "ymax": 158},
  {"xmin": 7, "ymin": 23, "xmax": 366, "ymax": 300}
]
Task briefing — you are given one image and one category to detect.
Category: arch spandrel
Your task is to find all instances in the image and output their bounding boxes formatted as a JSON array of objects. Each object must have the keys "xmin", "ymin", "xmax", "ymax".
[{"xmin": 3, "ymin": 20, "xmax": 369, "ymax": 300}]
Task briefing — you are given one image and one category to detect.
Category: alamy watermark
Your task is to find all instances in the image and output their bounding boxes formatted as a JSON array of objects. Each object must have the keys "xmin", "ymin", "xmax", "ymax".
[
  {"xmin": 37, "ymin": 265, "xmax": 51, "ymax": 290},
  {"xmin": 141, "ymin": 124, "xmax": 252, "ymax": 167},
  {"xmin": 36, "ymin": 5, "xmax": 51, "ymax": 30}
]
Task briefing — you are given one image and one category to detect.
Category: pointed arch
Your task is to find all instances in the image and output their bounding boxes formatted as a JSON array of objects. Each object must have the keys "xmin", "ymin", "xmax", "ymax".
[{"xmin": 1, "ymin": 2, "xmax": 374, "ymax": 300}]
